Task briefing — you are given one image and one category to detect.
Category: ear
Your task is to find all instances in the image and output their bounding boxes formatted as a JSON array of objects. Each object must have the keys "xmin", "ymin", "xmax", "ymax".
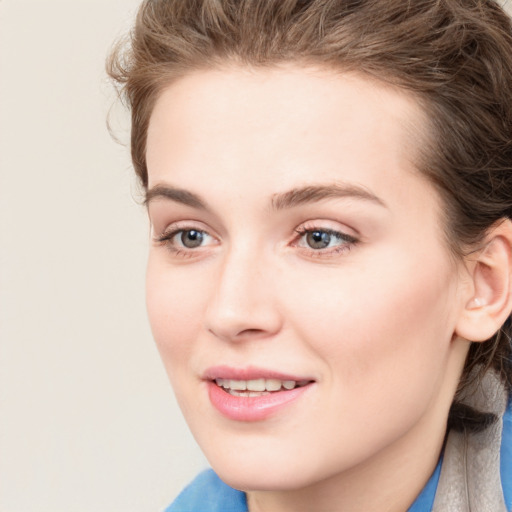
[{"xmin": 455, "ymin": 219, "xmax": 512, "ymax": 342}]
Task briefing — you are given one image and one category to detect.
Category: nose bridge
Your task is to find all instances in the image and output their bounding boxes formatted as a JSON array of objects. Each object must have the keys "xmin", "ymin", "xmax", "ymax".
[{"xmin": 204, "ymin": 240, "xmax": 280, "ymax": 341}]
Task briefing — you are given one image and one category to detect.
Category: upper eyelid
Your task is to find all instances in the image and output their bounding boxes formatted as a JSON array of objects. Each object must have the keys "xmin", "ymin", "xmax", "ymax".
[
  {"xmin": 154, "ymin": 220, "xmax": 213, "ymax": 237},
  {"xmin": 294, "ymin": 221, "xmax": 359, "ymax": 239},
  {"xmin": 157, "ymin": 227, "xmax": 215, "ymax": 243},
  {"xmin": 295, "ymin": 226, "xmax": 354, "ymax": 237}
]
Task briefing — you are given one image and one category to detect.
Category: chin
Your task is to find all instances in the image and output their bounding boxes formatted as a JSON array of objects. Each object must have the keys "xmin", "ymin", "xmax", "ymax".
[
  {"xmin": 203, "ymin": 442, "xmax": 337, "ymax": 493},
  {"xmin": 212, "ymin": 463, "xmax": 316, "ymax": 492}
]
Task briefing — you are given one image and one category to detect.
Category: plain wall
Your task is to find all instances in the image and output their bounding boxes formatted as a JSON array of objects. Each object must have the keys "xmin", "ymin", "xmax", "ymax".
[{"xmin": 0, "ymin": 1, "xmax": 206, "ymax": 511}]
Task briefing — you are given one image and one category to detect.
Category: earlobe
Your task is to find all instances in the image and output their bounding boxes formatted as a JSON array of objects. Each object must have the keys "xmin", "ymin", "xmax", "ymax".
[{"xmin": 455, "ymin": 219, "xmax": 512, "ymax": 342}]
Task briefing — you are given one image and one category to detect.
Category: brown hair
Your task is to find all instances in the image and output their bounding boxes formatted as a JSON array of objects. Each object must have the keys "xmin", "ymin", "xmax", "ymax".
[{"xmin": 107, "ymin": 0, "xmax": 512, "ymax": 431}]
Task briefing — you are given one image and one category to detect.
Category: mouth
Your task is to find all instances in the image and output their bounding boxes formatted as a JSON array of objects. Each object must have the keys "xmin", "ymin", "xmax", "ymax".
[
  {"xmin": 214, "ymin": 378, "xmax": 312, "ymax": 397},
  {"xmin": 204, "ymin": 367, "xmax": 316, "ymax": 421}
]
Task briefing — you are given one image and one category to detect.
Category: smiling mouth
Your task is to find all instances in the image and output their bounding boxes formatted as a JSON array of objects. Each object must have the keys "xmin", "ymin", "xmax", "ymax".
[{"xmin": 214, "ymin": 378, "xmax": 312, "ymax": 397}]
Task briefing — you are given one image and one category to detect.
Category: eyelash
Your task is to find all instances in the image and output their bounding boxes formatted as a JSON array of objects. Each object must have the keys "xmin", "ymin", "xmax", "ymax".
[
  {"xmin": 154, "ymin": 224, "xmax": 358, "ymax": 258},
  {"xmin": 292, "ymin": 226, "xmax": 358, "ymax": 257},
  {"xmin": 155, "ymin": 225, "xmax": 215, "ymax": 258}
]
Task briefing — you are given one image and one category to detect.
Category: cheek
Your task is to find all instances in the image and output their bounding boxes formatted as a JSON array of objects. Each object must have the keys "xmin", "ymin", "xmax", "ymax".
[
  {"xmin": 145, "ymin": 255, "xmax": 208, "ymax": 368},
  {"xmin": 283, "ymin": 248, "xmax": 458, "ymax": 403}
]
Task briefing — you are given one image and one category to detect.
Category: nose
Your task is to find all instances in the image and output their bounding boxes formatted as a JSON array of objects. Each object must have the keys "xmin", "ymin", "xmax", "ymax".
[{"xmin": 204, "ymin": 246, "xmax": 282, "ymax": 343}]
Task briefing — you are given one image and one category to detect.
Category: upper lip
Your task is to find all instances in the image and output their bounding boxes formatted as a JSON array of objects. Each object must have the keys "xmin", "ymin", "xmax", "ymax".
[{"xmin": 202, "ymin": 365, "xmax": 314, "ymax": 382}]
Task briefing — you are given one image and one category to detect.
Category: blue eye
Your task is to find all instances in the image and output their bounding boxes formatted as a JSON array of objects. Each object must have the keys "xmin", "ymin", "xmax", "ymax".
[
  {"xmin": 306, "ymin": 230, "xmax": 334, "ymax": 249},
  {"xmin": 157, "ymin": 228, "xmax": 214, "ymax": 251},
  {"xmin": 296, "ymin": 228, "xmax": 357, "ymax": 252},
  {"xmin": 179, "ymin": 230, "xmax": 205, "ymax": 248}
]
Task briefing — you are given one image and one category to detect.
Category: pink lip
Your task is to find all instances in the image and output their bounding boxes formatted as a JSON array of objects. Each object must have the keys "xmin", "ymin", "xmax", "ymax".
[{"xmin": 203, "ymin": 365, "xmax": 315, "ymax": 422}]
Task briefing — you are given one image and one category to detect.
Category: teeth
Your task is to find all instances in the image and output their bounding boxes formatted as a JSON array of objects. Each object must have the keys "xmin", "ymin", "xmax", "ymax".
[
  {"xmin": 228, "ymin": 389, "xmax": 270, "ymax": 397},
  {"xmin": 247, "ymin": 391, "xmax": 267, "ymax": 397},
  {"xmin": 247, "ymin": 378, "xmax": 266, "ymax": 391},
  {"xmin": 214, "ymin": 378, "xmax": 305, "ymax": 392},
  {"xmin": 265, "ymin": 379, "xmax": 282, "ymax": 391},
  {"xmin": 229, "ymin": 380, "xmax": 246, "ymax": 391}
]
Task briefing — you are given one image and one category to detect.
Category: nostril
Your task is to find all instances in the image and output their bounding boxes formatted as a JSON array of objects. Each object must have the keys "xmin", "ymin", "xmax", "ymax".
[{"xmin": 207, "ymin": 326, "xmax": 273, "ymax": 342}]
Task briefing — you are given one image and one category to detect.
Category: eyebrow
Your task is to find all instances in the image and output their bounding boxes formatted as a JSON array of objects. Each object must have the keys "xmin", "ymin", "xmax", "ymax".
[
  {"xmin": 145, "ymin": 185, "xmax": 208, "ymax": 210},
  {"xmin": 270, "ymin": 183, "xmax": 387, "ymax": 210},
  {"xmin": 145, "ymin": 182, "xmax": 386, "ymax": 210}
]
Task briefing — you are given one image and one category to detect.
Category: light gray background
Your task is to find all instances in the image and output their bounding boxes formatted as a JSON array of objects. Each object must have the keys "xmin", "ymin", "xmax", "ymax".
[
  {"xmin": 1, "ymin": 1, "xmax": 511, "ymax": 512},
  {"xmin": 0, "ymin": 1, "xmax": 206, "ymax": 511}
]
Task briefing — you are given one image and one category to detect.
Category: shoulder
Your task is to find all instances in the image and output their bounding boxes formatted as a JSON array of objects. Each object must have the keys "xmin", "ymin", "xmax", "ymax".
[{"xmin": 164, "ymin": 469, "xmax": 247, "ymax": 512}]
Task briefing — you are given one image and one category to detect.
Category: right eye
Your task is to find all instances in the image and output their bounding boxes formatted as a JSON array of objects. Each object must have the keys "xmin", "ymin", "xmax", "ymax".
[
  {"xmin": 156, "ymin": 227, "xmax": 217, "ymax": 253},
  {"xmin": 174, "ymin": 229, "xmax": 207, "ymax": 248}
]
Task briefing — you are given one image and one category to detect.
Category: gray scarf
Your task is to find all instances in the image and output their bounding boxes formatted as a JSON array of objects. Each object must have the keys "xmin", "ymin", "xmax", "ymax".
[{"xmin": 432, "ymin": 371, "xmax": 509, "ymax": 512}]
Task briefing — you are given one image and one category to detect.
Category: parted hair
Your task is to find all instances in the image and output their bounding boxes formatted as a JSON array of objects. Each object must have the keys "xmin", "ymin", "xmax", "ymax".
[{"xmin": 107, "ymin": 0, "xmax": 512, "ymax": 431}]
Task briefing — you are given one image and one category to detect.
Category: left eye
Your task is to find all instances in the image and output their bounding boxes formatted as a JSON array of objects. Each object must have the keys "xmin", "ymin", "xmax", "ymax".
[{"xmin": 297, "ymin": 229, "xmax": 355, "ymax": 250}]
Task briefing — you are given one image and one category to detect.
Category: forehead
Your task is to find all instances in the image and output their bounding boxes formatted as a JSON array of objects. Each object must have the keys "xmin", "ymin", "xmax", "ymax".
[{"xmin": 146, "ymin": 65, "xmax": 430, "ymax": 210}]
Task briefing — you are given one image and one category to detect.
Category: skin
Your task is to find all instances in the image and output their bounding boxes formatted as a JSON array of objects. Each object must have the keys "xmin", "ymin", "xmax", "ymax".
[{"xmin": 144, "ymin": 65, "xmax": 474, "ymax": 512}]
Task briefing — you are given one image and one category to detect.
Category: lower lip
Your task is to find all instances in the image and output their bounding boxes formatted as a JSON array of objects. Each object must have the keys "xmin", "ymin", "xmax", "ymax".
[{"xmin": 206, "ymin": 381, "xmax": 313, "ymax": 422}]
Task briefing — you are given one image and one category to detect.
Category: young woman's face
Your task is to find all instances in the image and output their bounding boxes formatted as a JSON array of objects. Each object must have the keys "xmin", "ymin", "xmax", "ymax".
[{"xmin": 145, "ymin": 66, "xmax": 469, "ymax": 491}]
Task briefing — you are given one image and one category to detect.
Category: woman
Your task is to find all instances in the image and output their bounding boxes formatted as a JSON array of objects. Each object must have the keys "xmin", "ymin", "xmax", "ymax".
[{"xmin": 108, "ymin": 1, "xmax": 512, "ymax": 510}]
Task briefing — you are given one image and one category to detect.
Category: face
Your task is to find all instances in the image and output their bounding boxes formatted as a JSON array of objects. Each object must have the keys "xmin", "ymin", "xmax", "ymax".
[{"xmin": 145, "ymin": 66, "xmax": 469, "ymax": 492}]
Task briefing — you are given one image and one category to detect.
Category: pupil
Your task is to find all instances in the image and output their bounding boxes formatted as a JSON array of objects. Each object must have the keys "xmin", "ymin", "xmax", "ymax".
[
  {"xmin": 181, "ymin": 230, "xmax": 203, "ymax": 248},
  {"xmin": 307, "ymin": 230, "xmax": 331, "ymax": 249}
]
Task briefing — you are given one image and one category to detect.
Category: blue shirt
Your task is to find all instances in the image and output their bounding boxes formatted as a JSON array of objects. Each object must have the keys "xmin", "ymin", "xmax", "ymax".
[{"xmin": 166, "ymin": 398, "xmax": 512, "ymax": 512}]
